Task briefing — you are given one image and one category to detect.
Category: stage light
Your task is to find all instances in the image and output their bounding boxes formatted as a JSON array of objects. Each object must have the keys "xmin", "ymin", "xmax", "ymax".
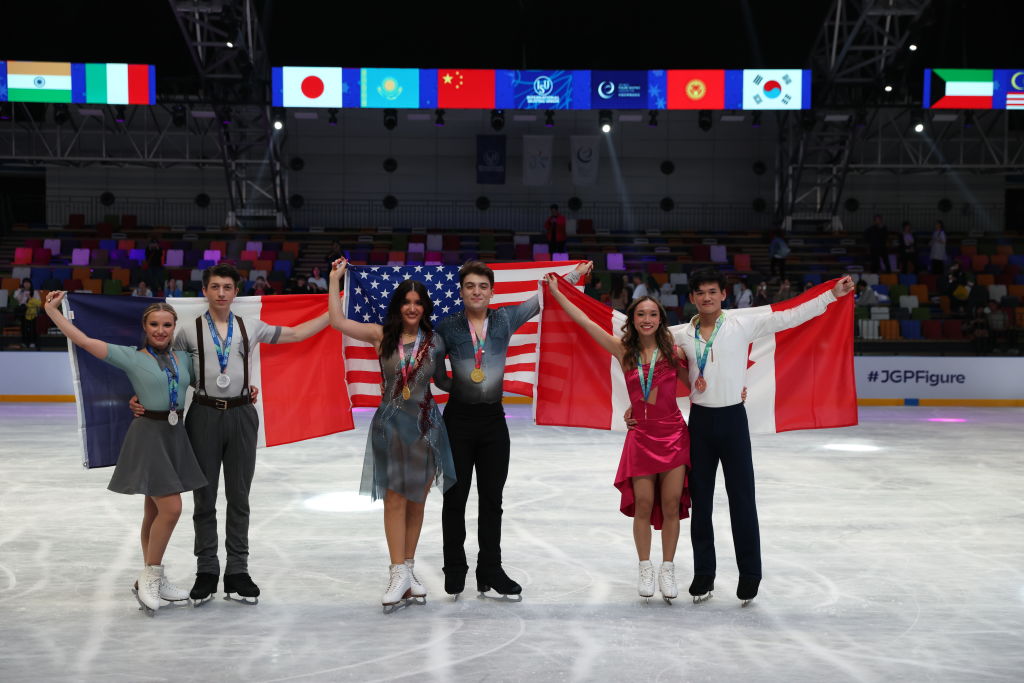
[
  {"xmin": 698, "ymin": 110, "xmax": 712, "ymax": 132},
  {"xmin": 114, "ymin": 105, "xmax": 126, "ymax": 123},
  {"xmin": 272, "ymin": 110, "xmax": 284, "ymax": 130},
  {"xmin": 599, "ymin": 110, "xmax": 612, "ymax": 133},
  {"xmin": 545, "ymin": 111, "xmax": 554, "ymax": 127},
  {"xmin": 171, "ymin": 104, "xmax": 186, "ymax": 127},
  {"xmin": 648, "ymin": 110, "xmax": 658, "ymax": 127},
  {"xmin": 914, "ymin": 123, "xmax": 924, "ymax": 133},
  {"xmin": 909, "ymin": 43, "xmax": 918, "ymax": 51},
  {"xmin": 435, "ymin": 108, "xmax": 445, "ymax": 126},
  {"xmin": 383, "ymin": 108, "xmax": 397, "ymax": 130},
  {"xmin": 226, "ymin": 41, "xmax": 234, "ymax": 48},
  {"xmin": 884, "ymin": 84, "xmax": 893, "ymax": 93},
  {"xmin": 490, "ymin": 109, "xmax": 505, "ymax": 131},
  {"xmin": 912, "ymin": 112, "xmax": 925, "ymax": 133},
  {"xmin": 327, "ymin": 108, "xmax": 338, "ymax": 126},
  {"xmin": 53, "ymin": 104, "xmax": 69, "ymax": 125}
]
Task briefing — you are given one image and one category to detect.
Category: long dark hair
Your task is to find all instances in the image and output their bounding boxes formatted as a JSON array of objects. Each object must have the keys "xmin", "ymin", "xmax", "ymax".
[
  {"xmin": 620, "ymin": 296, "xmax": 679, "ymax": 372},
  {"xmin": 380, "ymin": 279, "xmax": 434, "ymax": 359}
]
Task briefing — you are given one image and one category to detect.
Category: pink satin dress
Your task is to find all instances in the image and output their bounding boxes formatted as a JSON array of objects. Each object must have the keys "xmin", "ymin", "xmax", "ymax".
[{"xmin": 614, "ymin": 357, "xmax": 691, "ymax": 530}]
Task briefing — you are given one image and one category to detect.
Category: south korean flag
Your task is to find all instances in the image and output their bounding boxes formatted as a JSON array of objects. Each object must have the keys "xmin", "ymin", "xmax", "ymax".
[{"xmin": 743, "ymin": 69, "xmax": 804, "ymax": 110}]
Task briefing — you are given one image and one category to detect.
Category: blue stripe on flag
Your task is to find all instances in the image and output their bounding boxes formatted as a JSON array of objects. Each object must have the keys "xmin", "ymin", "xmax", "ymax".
[
  {"xmin": 801, "ymin": 69, "xmax": 812, "ymax": 109},
  {"xmin": 71, "ymin": 63, "xmax": 86, "ymax": 103},
  {"xmin": 419, "ymin": 68, "xmax": 437, "ymax": 109},
  {"xmin": 724, "ymin": 70, "xmax": 744, "ymax": 110},
  {"xmin": 272, "ymin": 67, "xmax": 283, "ymax": 107},
  {"xmin": 67, "ymin": 293, "xmax": 166, "ymax": 469},
  {"xmin": 922, "ymin": 68, "xmax": 932, "ymax": 109},
  {"xmin": 148, "ymin": 65, "xmax": 156, "ymax": 105},
  {"xmin": 0, "ymin": 61, "xmax": 7, "ymax": 102}
]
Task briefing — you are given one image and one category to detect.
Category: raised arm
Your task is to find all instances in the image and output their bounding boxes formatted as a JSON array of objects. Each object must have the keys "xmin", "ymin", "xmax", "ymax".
[
  {"xmin": 507, "ymin": 261, "xmax": 593, "ymax": 331},
  {"xmin": 277, "ymin": 311, "xmax": 330, "ymax": 344},
  {"xmin": 744, "ymin": 276, "xmax": 854, "ymax": 340},
  {"xmin": 544, "ymin": 273, "xmax": 625, "ymax": 362},
  {"xmin": 43, "ymin": 291, "xmax": 108, "ymax": 360},
  {"xmin": 325, "ymin": 257, "xmax": 383, "ymax": 347}
]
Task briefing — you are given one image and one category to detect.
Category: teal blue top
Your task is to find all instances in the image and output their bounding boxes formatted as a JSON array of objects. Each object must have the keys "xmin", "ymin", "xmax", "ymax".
[{"xmin": 103, "ymin": 344, "xmax": 193, "ymax": 411}]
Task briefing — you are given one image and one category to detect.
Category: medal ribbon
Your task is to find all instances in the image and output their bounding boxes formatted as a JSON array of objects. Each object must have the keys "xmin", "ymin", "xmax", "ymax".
[
  {"xmin": 146, "ymin": 347, "xmax": 180, "ymax": 411},
  {"xmin": 397, "ymin": 330, "xmax": 423, "ymax": 389},
  {"xmin": 694, "ymin": 313, "xmax": 725, "ymax": 379},
  {"xmin": 468, "ymin": 317, "xmax": 488, "ymax": 371},
  {"xmin": 204, "ymin": 311, "xmax": 233, "ymax": 375},
  {"xmin": 637, "ymin": 348, "xmax": 659, "ymax": 404}
]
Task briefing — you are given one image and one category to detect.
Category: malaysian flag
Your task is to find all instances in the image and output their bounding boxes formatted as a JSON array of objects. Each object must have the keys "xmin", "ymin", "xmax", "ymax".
[{"xmin": 342, "ymin": 261, "xmax": 583, "ymax": 407}]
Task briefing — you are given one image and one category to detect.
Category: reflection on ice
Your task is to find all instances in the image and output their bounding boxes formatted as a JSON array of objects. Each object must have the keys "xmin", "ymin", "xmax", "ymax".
[{"xmin": 303, "ymin": 491, "xmax": 383, "ymax": 512}]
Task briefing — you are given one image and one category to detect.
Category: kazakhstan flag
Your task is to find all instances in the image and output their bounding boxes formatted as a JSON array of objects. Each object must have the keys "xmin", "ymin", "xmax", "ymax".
[{"xmin": 361, "ymin": 68, "xmax": 421, "ymax": 108}]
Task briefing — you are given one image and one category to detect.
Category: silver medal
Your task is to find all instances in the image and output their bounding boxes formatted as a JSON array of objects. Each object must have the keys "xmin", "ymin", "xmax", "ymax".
[
  {"xmin": 168, "ymin": 411, "xmax": 179, "ymax": 426},
  {"xmin": 216, "ymin": 373, "xmax": 231, "ymax": 389}
]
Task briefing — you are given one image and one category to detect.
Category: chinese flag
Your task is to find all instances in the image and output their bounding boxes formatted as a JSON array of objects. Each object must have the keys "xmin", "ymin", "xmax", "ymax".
[
  {"xmin": 667, "ymin": 70, "xmax": 725, "ymax": 109},
  {"xmin": 437, "ymin": 69, "xmax": 495, "ymax": 109}
]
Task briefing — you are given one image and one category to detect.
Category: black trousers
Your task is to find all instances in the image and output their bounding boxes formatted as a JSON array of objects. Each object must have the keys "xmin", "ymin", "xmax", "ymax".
[
  {"xmin": 441, "ymin": 400, "xmax": 510, "ymax": 574},
  {"xmin": 688, "ymin": 403, "xmax": 762, "ymax": 580}
]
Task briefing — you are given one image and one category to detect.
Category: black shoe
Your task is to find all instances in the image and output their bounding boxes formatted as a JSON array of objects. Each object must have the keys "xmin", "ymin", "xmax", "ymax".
[
  {"xmin": 443, "ymin": 566, "xmax": 467, "ymax": 595},
  {"xmin": 476, "ymin": 566, "xmax": 522, "ymax": 596},
  {"xmin": 688, "ymin": 574, "xmax": 715, "ymax": 599},
  {"xmin": 224, "ymin": 573, "xmax": 260, "ymax": 600},
  {"xmin": 190, "ymin": 572, "xmax": 219, "ymax": 601},
  {"xmin": 737, "ymin": 576, "xmax": 760, "ymax": 603}
]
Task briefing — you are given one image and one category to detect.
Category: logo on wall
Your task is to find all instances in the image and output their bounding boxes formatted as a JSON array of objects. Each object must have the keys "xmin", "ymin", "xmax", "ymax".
[
  {"xmin": 533, "ymin": 76, "xmax": 553, "ymax": 96},
  {"xmin": 597, "ymin": 81, "xmax": 616, "ymax": 99},
  {"xmin": 377, "ymin": 76, "xmax": 403, "ymax": 101}
]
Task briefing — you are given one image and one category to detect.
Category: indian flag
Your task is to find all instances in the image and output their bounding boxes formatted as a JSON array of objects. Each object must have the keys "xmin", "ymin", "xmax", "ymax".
[
  {"xmin": 3, "ymin": 61, "xmax": 73, "ymax": 103},
  {"xmin": 81, "ymin": 63, "xmax": 155, "ymax": 105},
  {"xmin": 926, "ymin": 68, "xmax": 994, "ymax": 109}
]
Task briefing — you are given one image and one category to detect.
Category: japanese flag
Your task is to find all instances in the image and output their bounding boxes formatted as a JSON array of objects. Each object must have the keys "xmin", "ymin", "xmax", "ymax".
[{"xmin": 273, "ymin": 67, "xmax": 344, "ymax": 108}]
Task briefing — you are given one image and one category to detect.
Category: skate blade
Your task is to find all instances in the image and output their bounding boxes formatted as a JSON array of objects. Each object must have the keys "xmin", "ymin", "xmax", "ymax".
[
  {"xmin": 662, "ymin": 596, "xmax": 676, "ymax": 605},
  {"xmin": 382, "ymin": 599, "xmax": 410, "ymax": 615},
  {"xmin": 691, "ymin": 591, "xmax": 713, "ymax": 604},
  {"xmin": 224, "ymin": 593, "xmax": 259, "ymax": 605},
  {"xmin": 160, "ymin": 597, "xmax": 192, "ymax": 607},
  {"xmin": 190, "ymin": 594, "xmax": 214, "ymax": 607},
  {"xmin": 477, "ymin": 589, "xmax": 523, "ymax": 603},
  {"xmin": 741, "ymin": 598, "xmax": 754, "ymax": 607},
  {"xmin": 131, "ymin": 589, "xmax": 157, "ymax": 617}
]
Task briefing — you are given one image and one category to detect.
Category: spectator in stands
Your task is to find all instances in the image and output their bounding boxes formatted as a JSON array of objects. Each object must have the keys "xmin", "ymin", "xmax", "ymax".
[
  {"xmin": 986, "ymin": 300, "xmax": 1010, "ymax": 352},
  {"xmin": 585, "ymin": 276, "xmax": 605, "ymax": 302},
  {"xmin": 307, "ymin": 266, "xmax": 327, "ymax": 293},
  {"xmin": 609, "ymin": 275, "xmax": 629, "ymax": 312},
  {"xmin": 145, "ymin": 239, "xmax": 163, "ymax": 270},
  {"xmin": 164, "ymin": 278, "xmax": 183, "ymax": 298},
  {"xmin": 326, "ymin": 240, "xmax": 344, "ymax": 268},
  {"xmin": 855, "ymin": 280, "xmax": 880, "ymax": 307},
  {"xmin": 864, "ymin": 214, "xmax": 890, "ymax": 273},
  {"xmin": 966, "ymin": 279, "xmax": 989, "ymax": 313},
  {"xmin": 752, "ymin": 281, "xmax": 770, "ymax": 307},
  {"xmin": 631, "ymin": 273, "xmax": 650, "ymax": 300},
  {"xmin": 252, "ymin": 276, "xmax": 272, "ymax": 296},
  {"xmin": 544, "ymin": 204, "xmax": 567, "ymax": 256},
  {"xmin": 898, "ymin": 221, "xmax": 916, "ymax": 274},
  {"xmin": 643, "ymin": 275, "xmax": 660, "ymax": 302},
  {"xmin": 964, "ymin": 306, "xmax": 991, "ymax": 355},
  {"xmin": 132, "ymin": 281, "xmax": 153, "ymax": 298},
  {"xmin": 772, "ymin": 279, "xmax": 793, "ymax": 304},
  {"xmin": 284, "ymin": 276, "xmax": 316, "ymax": 295},
  {"xmin": 929, "ymin": 220, "xmax": 947, "ymax": 276},
  {"xmin": 803, "ymin": 281, "xmax": 817, "ymax": 293},
  {"xmin": 769, "ymin": 231, "xmax": 789, "ymax": 280},
  {"xmin": 947, "ymin": 270, "xmax": 969, "ymax": 317},
  {"xmin": 14, "ymin": 279, "xmax": 41, "ymax": 350},
  {"xmin": 735, "ymin": 280, "xmax": 753, "ymax": 308}
]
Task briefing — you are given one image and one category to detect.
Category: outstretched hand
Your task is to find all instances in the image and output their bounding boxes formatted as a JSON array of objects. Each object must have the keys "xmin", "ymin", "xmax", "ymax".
[
  {"xmin": 43, "ymin": 290, "xmax": 66, "ymax": 311},
  {"xmin": 544, "ymin": 273, "xmax": 561, "ymax": 294},
  {"xmin": 574, "ymin": 260, "xmax": 594, "ymax": 276},
  {"xmin": 329, "ymin": 258, "xmax": 348, "ymax": 282},
  {"xmin": 832, "ymin": 275, "xmax": 855, "ymax": 298}
]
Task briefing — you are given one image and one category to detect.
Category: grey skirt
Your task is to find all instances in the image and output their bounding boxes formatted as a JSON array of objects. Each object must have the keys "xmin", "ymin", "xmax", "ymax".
[{"xmin": 107, "ymin": 416, "xmax": 208, "ymax": 497}]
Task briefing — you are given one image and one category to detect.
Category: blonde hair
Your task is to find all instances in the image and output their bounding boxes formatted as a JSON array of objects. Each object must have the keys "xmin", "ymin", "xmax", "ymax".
[{"xmin": 141, "ymin": 302, "xmax": 178, "ymax": 324}]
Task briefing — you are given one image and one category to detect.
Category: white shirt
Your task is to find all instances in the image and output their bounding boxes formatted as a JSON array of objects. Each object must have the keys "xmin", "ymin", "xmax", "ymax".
[
  {"xmin": 632, "ymin": 283, "xmax": 649, "ymax": 300},
  {"xmin": 736, "ymin": 288, "xmax": 753, "ymax": 308},
  {"xmin": 671, "ymin": 290, "xmax": 837, "ymax": 408},
  {"xmin": 930, "ymin": 230, "xmax": 946, "ymax": 261}
]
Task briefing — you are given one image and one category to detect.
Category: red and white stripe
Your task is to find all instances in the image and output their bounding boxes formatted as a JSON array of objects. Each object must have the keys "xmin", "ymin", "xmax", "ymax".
[
  {"xmin": 1006, "ymin": 93, "xmax": 1024, "ymax": 109},
  {"xmin": 342, "ymin": 261, "xmax": 583, "ymax": 407}
]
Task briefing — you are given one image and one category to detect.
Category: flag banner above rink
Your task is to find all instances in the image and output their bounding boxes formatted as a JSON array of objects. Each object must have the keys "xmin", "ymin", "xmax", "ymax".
[
  {"xmin": 0, "ymin": 61, "xmax": 156, "ymax": 104},
  {"xmin": 924, "ymin": 69, "xmax": 1024, "ymax": 109},
  {"xmin": 274, "ymin": 66, "xmax": 812, "ymax": 110}
]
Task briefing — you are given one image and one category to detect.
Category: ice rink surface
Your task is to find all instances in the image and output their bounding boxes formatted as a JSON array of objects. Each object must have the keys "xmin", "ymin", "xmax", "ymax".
[{"xmin": 1, "ymin": 403, "xmax": 1022, "ymax": 682}]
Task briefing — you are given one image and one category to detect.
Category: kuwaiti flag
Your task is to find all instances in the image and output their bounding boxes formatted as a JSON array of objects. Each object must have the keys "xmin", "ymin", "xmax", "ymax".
[
  {"xmin": 272, "ymin": 67, "xmax": 344, "ymax": 108},
  {"xmin": 535, "ymin": 278, "xmax": 856, "ymax": 434},
  {"xmin": 2, "ymin": 61, "xmax": 73, "ymax": 103},
  {"xmin": 926, "ymin": 69, "xmax": 994, "ymax": 109},
  {"xmin": 63, "ymin": 293, "xmax": 352, "ymax": 469}
]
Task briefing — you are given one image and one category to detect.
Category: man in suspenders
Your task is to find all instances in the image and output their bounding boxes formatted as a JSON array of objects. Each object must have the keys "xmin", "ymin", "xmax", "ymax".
[{"xmin": 133, "ymin": 264, "xmax": 328, "ymax": 604}]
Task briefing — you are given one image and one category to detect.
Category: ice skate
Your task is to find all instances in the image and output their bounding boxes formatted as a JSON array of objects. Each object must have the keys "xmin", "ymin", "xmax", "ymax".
[
  {"xmin": 131, "ymin": 565, "xmax": 163, "ymax": 617},
  {"xmin": 689, "ymin": 574, "xmax": 715, "ymax": 604},
  {"xmin": 382, "ymin": 563, "xmax": 412, "ymax": 614},
  {"xmin": 223, "ymin": 573, "xmax": 260, "ymax": 605},
  {"xmin": 158, "ymin": 567, "xmax": 191, "ymax": 607},
  {"xmin": 476, "ymin": 566, "xmax": 522, "ymax": 602},
  {"xmin": 658, "ymin": 561, "xmax": 678, "ymax": 603},
  {"xmin": 405, "ymin": 559, "xmax": 427, "ymax": 606},
  {"xmin": 443, "ymin": 565, "xmax": 467, "ymax": 600},
  {"xmin": 637, "ymin": 561, "xmax": 655, "ymax": 601},
  {"xmin": 737, "ymin": 576, "xmax": 760, "ymax": 606},
  {"xmin": 190, "ymin": 573, "xmax": 218, "ymax": 607}
]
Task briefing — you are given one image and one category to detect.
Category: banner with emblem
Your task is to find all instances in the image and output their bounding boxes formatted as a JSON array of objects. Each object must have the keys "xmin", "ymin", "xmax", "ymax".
[
  {"xmin": 360, "ymin": 67, "xmax": 421, "ymax": 108},
  {"xmin": 998, "ymin": 69, "xmax": 1024, "ymax": 109},
  {"xmin": 590, "ymin": 70, "xmax": 648, "ymax": 109},
  {"xmin": 727, "ymin": 69, "xmax": 809, "ymax": 110},
  {"xmin": 522, "ymin": 135, "xmax": 554, "ymax": 186},
  {"xmin": 570, "ymin": 135, "xmax": 601, "ymax": 186},
  {"xmin": 476, "ymin": 134, "xmax": 506, "ymax": 185},
  {"xmin": 496, "ymin": 69, "xmax": 577, "ymax": 110},
  {"xmin": 667, "ymin": 69, "xmax": 726, "ymax": 109}
]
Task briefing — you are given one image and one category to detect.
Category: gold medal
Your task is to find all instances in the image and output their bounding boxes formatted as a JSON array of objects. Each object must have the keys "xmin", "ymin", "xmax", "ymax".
[
  {"xmin": 695, "ymin": 376, "xmax": 707, "ymax": 392},
  {"xmin": 402, "ymin": 385, "xmax": 412, "ymax": 400},
  {"xmin": 471, "ymin": 368, "xmax": 485, "ymax": 383}
]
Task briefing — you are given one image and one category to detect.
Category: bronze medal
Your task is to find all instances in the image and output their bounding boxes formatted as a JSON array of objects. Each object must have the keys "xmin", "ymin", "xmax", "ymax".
[
  {"xmin": 695, "ymin": 376, "xmax": 707, "ymax": 392},
  {"xmin": 471, "ymin": 368, "xmax": 485, "ymax": 383},
  {"xmin": 402, "ymin": 385, "xmax": 412, "ymax": 400}
]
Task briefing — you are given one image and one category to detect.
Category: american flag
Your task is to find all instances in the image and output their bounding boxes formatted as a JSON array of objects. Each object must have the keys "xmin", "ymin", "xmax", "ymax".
[{"xmin": 342, "ymin": 261, "xmax": 584, "ymax": 407}]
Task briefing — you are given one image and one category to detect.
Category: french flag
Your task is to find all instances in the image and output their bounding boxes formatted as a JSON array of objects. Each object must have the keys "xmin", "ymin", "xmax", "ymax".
[
  {"xmin": 64, "ymin": 293, "xmax": 352, "ymax": 469},
  {"xmin": 534, "ymin": 278, "xmax": 857, "ymax": 434}
]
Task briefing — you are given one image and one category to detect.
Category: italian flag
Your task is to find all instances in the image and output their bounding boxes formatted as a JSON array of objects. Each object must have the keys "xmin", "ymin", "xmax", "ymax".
[
  {"xmin": 535, "ymin": 278, "xmax": 857, "ymax": 434},
  {"xmin": 81, "ymin": 63, "xmax": 155, "ymax": 105},
  {"xmin": 3, "ymin": 61, "xmax": 73, "ymax": 103},
  {"xmin": 927, "ymin": 69, "xmax": 994, "ymax": 109},
  {"xmin": 64, "ymin": 293, "xmax": 351, "ymax": 469}
]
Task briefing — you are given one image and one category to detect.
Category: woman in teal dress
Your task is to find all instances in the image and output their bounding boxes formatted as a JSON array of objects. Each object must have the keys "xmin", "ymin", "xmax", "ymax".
[
  {"xmin": 327, "ymin": 259, "xmax": 455, "ymax": 611},
  {"xmin": 43, "ymin": 292, "xmax": 206, "ymax": 616}
]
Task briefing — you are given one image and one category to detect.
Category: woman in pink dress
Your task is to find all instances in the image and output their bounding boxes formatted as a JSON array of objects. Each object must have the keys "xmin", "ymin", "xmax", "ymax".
[{"xmin": 545, "ymin": 274, "xmax": 690, "ymax": 602}]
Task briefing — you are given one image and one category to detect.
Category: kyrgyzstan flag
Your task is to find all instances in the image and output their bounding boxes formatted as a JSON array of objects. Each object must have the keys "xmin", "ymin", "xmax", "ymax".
[
  {"xmin": 535, "ymin": 277, "xmax": 856, "ymax": 434},
  {"xmin": 667, "ymin": 69, "xmax": 725, "ymax": 109},
  {"xmin": 63, "ymin": 293, "xmax": 352, "ymax": 469},
  {"xmin": 437, "ymin": 69, "xmax": 496, "ymax": 109},
  {"xmin": 272, "ymin": 66, "xmax": 344, "ymax": 108}
]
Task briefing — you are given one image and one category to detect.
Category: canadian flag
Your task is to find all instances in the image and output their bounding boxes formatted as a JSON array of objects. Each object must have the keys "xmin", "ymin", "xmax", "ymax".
[
  {"xmin": 272, "ymin": 67, "xmax": 344, "ymax": 108},
  {"xmin": 534, "ymin": 278, "xmax": 856, "ymax": 434}
]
